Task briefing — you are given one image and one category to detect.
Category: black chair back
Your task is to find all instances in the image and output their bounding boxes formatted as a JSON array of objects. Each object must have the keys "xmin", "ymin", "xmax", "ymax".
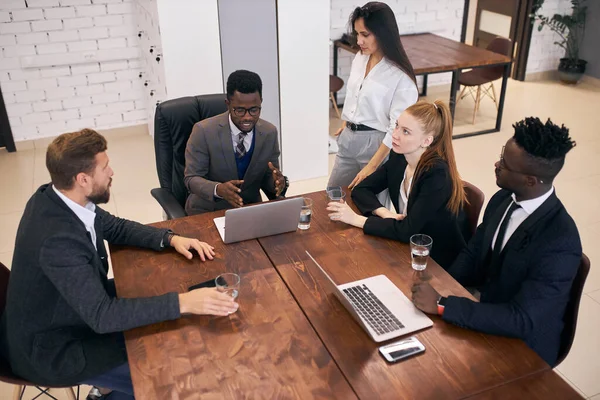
[
  {"xmin": 153, "ymin": 94, "xmax": 228, "ymax": 209},
  {"xmin": 556, "ymin": 253, "xmax": 591, "ymax": 366}
]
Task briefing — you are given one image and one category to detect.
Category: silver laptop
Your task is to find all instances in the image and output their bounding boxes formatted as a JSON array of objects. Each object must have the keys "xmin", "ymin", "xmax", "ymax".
[
  {"xmin": 213, "ymin": 197, "xmax": 304, "ymax": 244},
  {"xmin": 305, "ymin": 251, "xmax": 433, "ymax": 342}
]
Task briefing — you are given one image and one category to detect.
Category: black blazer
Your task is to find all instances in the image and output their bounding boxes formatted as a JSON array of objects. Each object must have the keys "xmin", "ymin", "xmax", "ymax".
[
  {"xmin": 0, "ymin": 184, "xmax": 181, "ymax": 386},
  {"xmin": 444, "ymin": 189, "xmax": 582, "ymax": 366},
  {"xmin": 351, "ymin": 151, "xmax": 470, "ymax": 269}
]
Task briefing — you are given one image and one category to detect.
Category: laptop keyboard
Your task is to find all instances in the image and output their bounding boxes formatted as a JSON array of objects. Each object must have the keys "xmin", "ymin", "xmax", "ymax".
[{"xmin": 342, "ymin": 284, "xmax": 404, "ymax": 336}]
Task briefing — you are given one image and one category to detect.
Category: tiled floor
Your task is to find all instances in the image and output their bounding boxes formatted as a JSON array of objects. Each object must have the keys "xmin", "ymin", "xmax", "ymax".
[{"xmin": 1, "ymin": 76, "xmax": 599, "ymax": 398}]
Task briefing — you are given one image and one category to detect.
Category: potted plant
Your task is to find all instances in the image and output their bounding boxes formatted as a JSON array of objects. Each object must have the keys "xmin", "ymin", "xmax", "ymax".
[{"xmin": 532, "ymin": 0, "xmax": 588, "ymax": 84}]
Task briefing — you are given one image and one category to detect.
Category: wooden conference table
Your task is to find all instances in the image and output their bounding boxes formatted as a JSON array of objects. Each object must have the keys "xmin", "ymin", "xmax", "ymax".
[
  {"xmin": 333, "ymin": 33, "xmax": 512, "ymax": 139},
  {"xmin": 111, "ymin": 191, "xmax": 581, "ymax": 399}
]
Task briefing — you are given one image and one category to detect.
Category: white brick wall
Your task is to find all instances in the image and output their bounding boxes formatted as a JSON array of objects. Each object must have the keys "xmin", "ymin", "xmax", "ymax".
[
  {"xmin": 331, "ymin": 0, "xmax": 465, "ymax": 99},
  {"xmin": 0, "ymin": 0, "xmax": 146, "ymax": 141},
  {"xmin": 526, "ymin": 0, "xmax": 572, "ymax": 75}
]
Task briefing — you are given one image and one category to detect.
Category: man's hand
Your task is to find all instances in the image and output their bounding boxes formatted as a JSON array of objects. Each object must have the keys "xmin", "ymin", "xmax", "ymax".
[
  {"xmin": 374, "ymin": 207, "xmax": 405, "ymax": 221},
  {"xmin": 326, "ymin": 201, "xmax": 367, "ymax": 228},
  {"xmin": 268, "ymin": 162, "xmax": 285, "ymax": 196},
  {"xmin": 349, "ymin": 163, "xmax": 376, "ymax": 189},
  {"xmin": 179, "ymin": 288, "xmax": 238, "ymax": 316},
  {"xmin": 411, "ymin": 282, "xmax": 441, "ymax": 315},
  {"xmin": 333, "ymin": 126, "xmax": 344, "ymax": 137},
  {"xmin": 171, "ymin": 236, "xmax": 215, "ymax": 261},
  {"xmin": 216, "ymin": 180, "xmax": 244, "ymax": 208}
]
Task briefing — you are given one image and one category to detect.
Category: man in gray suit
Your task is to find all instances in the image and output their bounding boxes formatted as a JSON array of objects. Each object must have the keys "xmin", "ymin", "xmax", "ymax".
[{"xmin": 184, "ymin": 70, "xmax": 288, "ymax": 215}]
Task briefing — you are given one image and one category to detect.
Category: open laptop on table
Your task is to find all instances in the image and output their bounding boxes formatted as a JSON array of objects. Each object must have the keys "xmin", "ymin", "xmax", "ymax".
[
  {"xmin": 213, "ymin": 197, "xmax": 304, "ymax": 244},
  {"xmin": 305, "ymin": 251, "xmax": 433, "ymax": 342}
]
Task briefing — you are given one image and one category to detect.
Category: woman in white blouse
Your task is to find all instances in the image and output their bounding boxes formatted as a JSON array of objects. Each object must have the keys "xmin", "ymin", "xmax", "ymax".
[{"xmin": 329, "ymin": 2, "xmax": 419, "ymax": 190}]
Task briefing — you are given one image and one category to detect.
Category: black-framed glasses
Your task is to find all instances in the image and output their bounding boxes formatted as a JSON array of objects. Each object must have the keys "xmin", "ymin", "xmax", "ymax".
[
  {"xmin": 499, "ymin": 146, "xmax": 545, "ymax": 183},
  {"xmin": 232, "ymin": 106, "xmax": 261, "ymax": 117}
]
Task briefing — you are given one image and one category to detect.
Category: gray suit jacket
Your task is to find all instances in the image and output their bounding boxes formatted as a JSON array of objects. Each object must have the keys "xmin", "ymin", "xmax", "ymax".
[{"xmin": 184, "ymin": 111, "xmax": 281, "ymax": 215}]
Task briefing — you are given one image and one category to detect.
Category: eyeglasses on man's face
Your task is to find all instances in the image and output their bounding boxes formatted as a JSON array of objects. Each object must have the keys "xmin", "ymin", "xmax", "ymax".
[
  {"xmin": 499, "ymin": 146, "xmax": 545, "ymax": 183},
  {"xmin": 232, "ymin": 106, "xmax": 261, "ymax": 117}
]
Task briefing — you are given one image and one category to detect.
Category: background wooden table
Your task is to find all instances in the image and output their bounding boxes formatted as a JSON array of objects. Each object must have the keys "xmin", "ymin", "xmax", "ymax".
[
  {"xmin": 110, "ymin": 210, "xmax": 356, "ymax": 400},
  {"xmin": 258, "ymin": 191, "xmax": 549, "ymax": 400},
  {"xmin": 333, "ymin": 33, "xmax": 512, "ymax": 139}
]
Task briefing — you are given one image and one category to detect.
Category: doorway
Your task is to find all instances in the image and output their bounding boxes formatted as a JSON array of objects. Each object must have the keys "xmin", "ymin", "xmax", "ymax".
[{"xmin": 472, "ymin": 0, "xmax": 536, "ymax": 81}]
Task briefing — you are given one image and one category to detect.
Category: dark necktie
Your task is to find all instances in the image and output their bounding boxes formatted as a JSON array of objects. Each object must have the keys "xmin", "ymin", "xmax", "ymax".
[
  {"xmin": 235, "ymin": 132, "xmax": 247, "ymax": 159},
  {"xmin": 490, "ymin": 201, "xmax": 521, "ymax": 273}
]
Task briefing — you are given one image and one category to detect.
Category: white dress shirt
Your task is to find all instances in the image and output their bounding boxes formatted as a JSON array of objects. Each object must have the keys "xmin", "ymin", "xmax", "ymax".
[
  {"xmin": 397, "ymin": 170, "xmax": 412, "ymax": 215},
  {"xmin": 492, "ymin": 187, "xmax": 555, "ymax": 251},
  {"xmin": 341, "ymin": 53, "xmax": 419, "ymax": 148},
  {"xmin": 52, "ymin": 185, "xmax": 98, "ymax": 250},
  {"xmin": 229, "ymin": 114, "xmax": 253, "ymax": 153}
]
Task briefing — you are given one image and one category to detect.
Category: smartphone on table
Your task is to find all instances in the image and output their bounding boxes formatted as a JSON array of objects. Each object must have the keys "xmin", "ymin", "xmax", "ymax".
[{"xmin": 379, "ymin": 336, "xmax": 425, "ymax": 363}]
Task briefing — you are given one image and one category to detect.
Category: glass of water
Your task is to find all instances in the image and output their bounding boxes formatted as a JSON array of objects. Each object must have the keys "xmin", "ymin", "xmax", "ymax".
[
  {"xmin": 215, "ymin": 273, "xmax": 240, "ymax": 301},
  {"xmin": 298, "ymin": 198, "xmax": 313, "ymax": 230},
  {"xmin": 410, "ymin": 234, "xmax": 433, "ymax": 271},
  {"xmin": 328, "ymin": 189, "xmax": 346, "ymax": 221}
]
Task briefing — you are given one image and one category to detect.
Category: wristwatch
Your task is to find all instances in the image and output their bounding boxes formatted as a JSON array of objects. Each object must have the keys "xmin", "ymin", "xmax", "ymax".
[
  {"xmin": 437, "ymin": 296, "xmax": 447, "ymax": 316},
  {"xmin": 161, "ymin": 230, "xmax": 178, "ymax": 248},
  {"xmin": 278, "ymin": 176, "xmax": 290, "ymax": 198}
]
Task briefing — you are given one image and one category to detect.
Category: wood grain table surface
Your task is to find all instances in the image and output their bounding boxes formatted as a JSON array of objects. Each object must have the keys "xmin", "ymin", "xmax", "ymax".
[
  {"xmin": 258, "ymin": 191, "xmax": 549, "ymax": 400},
  {"xmin": 464, "ymin": 370, "xmax": 584, "ymax": 400},
  {"xmin": 334, "ymin": 33, "xmax": 511, "ymax": 75},
  {"xmin": 110, "ymin": 210, "xmax": 357, "ymax": 400}
]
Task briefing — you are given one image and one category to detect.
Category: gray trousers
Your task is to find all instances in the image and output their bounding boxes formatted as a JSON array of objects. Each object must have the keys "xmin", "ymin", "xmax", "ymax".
[
  {"xmin": 328, "ymin": 127, "xmax": 386, "ymax": 187},
  {"xmin": 328, "ymin": 127, "xmax": 392, "ymax": 210}
]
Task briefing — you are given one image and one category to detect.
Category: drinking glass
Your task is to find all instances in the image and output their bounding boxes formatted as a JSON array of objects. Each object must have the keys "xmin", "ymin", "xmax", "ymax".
[
  {"xmin": 215, "ymin": 273, "xmax": 240, "ymax": 300},
  {"xmin": 298, "ymin": 198, "xmax": 313, "ymax": 230},
  {"xmin": 409, "ymin": 234, "xmax": 433, "ymax": 271}
]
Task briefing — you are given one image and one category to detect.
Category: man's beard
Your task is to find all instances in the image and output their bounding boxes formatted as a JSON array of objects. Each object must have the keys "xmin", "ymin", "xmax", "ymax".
[{"xmin": 87, "ymin": 179, "xmax": 111, "ymax": 204}]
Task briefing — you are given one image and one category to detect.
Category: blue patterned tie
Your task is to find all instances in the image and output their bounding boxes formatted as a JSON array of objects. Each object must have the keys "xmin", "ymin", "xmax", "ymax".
[{"xmin": 235, "ymin": 132, "xmax": 247, "ymax": 158}]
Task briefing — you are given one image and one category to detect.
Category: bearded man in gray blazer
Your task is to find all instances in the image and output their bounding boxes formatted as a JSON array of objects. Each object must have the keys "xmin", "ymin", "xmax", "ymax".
[{"xmin": 184, "ymin": 70, "xmax": 288, "ymax": 215}]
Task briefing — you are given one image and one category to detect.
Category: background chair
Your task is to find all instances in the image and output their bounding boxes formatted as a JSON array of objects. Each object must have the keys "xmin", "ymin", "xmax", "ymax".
[
  {"xmin": 462, "ymin": 181, "xmax": 485, "ymax": 237},
  {"xmin": 0, "ymin": 262, "xmax": 79, "ymax": 400},
  {"xmin": 329, "ymin": 75, "xmax": 344, "ymax": 119},
  {"xmin": 151, "ymin": 94, "xmax": 228, "ymax": 220},
  {"xmin": 556, "ymin": 253, "xmax": 591, "ymax": 366},
  {"xmin": 456, "ymin": 37, "xmax": 512, "ymax": 124}
]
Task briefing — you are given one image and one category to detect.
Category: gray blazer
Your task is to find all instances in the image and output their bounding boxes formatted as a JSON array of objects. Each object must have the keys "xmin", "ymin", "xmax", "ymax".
[{"xmin": 184, "ymin": 111, "xmax": 281, "ymax": 215}]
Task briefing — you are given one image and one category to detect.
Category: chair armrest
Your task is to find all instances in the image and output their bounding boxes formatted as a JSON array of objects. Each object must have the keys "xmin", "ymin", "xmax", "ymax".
[{"xmin": 150, "ymin": 188, "xmax": 187, "ymax": 220}]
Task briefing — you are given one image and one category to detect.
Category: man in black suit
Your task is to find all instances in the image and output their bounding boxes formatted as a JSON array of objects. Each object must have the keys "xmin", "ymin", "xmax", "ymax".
[
  {"xmin": 411, "ymin": 117, "xmax": 581, "ymax": 367},
  {"xmin": 0, "ymin": 129, "xmax": 239, "ymax": 399}
]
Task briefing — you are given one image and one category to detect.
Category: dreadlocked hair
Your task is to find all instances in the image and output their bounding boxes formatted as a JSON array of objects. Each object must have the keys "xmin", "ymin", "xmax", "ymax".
[{"xmin": 512, "ymin": 117, "xmax": 576, "ymax": 181}]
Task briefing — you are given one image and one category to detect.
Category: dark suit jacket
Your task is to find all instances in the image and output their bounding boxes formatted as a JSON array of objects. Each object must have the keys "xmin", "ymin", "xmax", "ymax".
[
  {"xmin": 0, "ymin": 184, "xmax": 181, "ymax": 386},
  {"xmin": 444, "ymin": 189, "xmax": 582, "ymax": 366},
  {"xmin": 184, "ymin": 112, "xmax": 281, "ymax": 215},
  {"xmin": 351, "ymin": 151, "xmax": 470, "ymax": 269}
]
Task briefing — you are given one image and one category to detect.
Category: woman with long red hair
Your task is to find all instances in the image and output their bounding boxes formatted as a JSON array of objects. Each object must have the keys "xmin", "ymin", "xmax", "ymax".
[{"xmin": 327, "ymin": 100, "xmax": 470, "ymax": 269}]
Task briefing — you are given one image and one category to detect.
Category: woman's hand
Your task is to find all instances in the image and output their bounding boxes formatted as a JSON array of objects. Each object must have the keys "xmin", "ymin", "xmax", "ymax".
[
  {"xmin": 349, "ymin": 163, "xmax": 376, "ymax": 189},
  {"xmin": 326, "ymin": 201, "xmax": 367, "ymax": 228},
  {"xmin": 374, "ymin": 207, "xmax": 405, "ymax": 221}
]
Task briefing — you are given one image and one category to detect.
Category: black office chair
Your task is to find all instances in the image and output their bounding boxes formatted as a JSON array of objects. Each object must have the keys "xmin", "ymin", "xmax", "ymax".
[
  {"xmin": 151, "ymin": 94, "xmax": 228, "ymax": 219},
  {"xmin": 0, "ymin": 262, "xmax": 80, "ymax": 400},
  {"xmin": 556, "ymin": 253, "xmax": 591, "ymax": 366}
]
